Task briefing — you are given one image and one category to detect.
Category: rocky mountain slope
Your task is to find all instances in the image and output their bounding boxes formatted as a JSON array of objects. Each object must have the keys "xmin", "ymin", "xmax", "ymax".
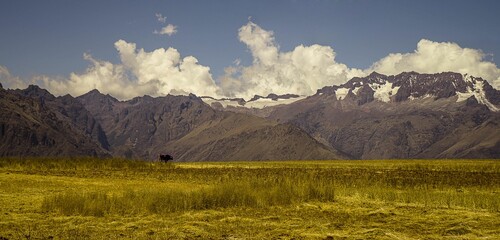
[
  {"xmin": 77, "ymin": 91, "xmax": 219, "ymax": 159},
  {"xmin": 76, "ymin": 90, "xmax": 345, "ymax": 160},
  {"xmin": 0, "ymin": 85, "xmax": 110, "ymax": 157},
  {"xmin": 268, "ymin": 72, "xmax": 500, "ymax": 159},
  {"xmin": 164, "ymin": 113, "xmax": 345, "ymax": 161}
]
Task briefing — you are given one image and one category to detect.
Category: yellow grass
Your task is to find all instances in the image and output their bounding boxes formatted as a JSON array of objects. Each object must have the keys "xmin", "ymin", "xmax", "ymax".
[{"xmin": 0, "ymin": 157, "xmax": 499, "ymax": 239}]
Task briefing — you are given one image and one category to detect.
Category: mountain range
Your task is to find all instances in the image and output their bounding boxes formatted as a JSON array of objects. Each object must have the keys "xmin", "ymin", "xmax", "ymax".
[{"xmin": 1, "ymin": 72, "xmax": 499, "ymax": 160}]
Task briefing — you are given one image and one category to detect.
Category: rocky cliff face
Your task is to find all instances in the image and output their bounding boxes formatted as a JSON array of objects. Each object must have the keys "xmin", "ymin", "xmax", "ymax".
[
  {"xmin": 13, "ymin": 86, "xmax": 110, "ymax": 150},
  {"xmin": 0, "ymin": 86, "xmax": 110, "ymax": 157}
]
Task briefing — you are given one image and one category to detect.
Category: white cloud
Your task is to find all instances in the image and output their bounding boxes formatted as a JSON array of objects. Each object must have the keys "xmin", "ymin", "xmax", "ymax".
[
  {"xmin": 114, "ymin": 40, "xmax": 219, "ymax": 97},
  {"xmin": 155, "ymin": 13, "xmax": 167, "ymax": 23},
  {"xmin": 154, "ymin": 24, "xmax": 178, "ymax": 36},
  {"xmin": 221, "ymin": 23, "xmax": 500, "ymax": 98},
  {"xmin": 0, "ymin": 65, "xmax": 29, "ymax": 89},
  {"xmin": 221, "ymin": 21, "xmax": 363, "ymax": 99},
  {"xmin": 368, "ymin": 39, "xmax": 500, "ymax": 89},
  {"xmin": 38, "ymin": 53, "xmax": 159, "ymax": 100},
  {"xmin": 154, "ymin": 13, "xmax": 177, "ymax": 36},
  {"xmin": 238, "ymin": 21, "xmax": 278, "ymax": 67},
  {"xmin": 34, "ymin": 40, "xmax": 220, "ymax": 100}
]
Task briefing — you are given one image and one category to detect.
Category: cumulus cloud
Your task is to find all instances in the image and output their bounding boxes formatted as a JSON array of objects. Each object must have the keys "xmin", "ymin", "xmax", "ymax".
[
  {"xmin": 221, "ymin": 23, "xmax": 500, "ymax": 98},
  {"xmin": 154, "ymin": 13, "xmax": 177, "ymax": 36},
  {"xmin": 35, "ymin": 40, "xmax": 220, "ymax": 100},
  {"xmin": 368, "ymin": 39, "xmax": 500, "ymax": 88},
  {"xmin": 114, "ymin": 40, "xmax": 219, "ymax": 97},
  {"xmin": 0, "ymin": 65, "xmax": 29, "ymax": 89},
  {"xmin": 38, "ymin": 53, "xmax": 159, "ymax": 100},
  {"xmin": 154, "ymin": 24, "xmax": 178, "ymax": 36},
  {"xmin": 221, "ymin": 21, "xmax": 363, "ymax": 99}
]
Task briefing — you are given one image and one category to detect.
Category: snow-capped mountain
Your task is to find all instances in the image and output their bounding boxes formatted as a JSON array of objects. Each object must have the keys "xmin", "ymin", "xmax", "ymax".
[
  {"xmin": 266, "ymin": 72, "xmax": 500, "ymax": 159},
  {"xmin": 201, "ymin": 72, "xmax": 499, "ymax": 113},
  {"xmin": 317, "ymin": 72, "xmax": 499, "ymax": 111}
]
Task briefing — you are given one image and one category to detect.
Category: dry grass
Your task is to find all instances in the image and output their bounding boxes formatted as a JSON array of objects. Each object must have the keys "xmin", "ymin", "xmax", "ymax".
[
  {"xmin": 0, "ymin": 157, "xmax": 499, "ymax": 239},
  {"xmin": 41, "ymin": 179, "xmax": 335, "ymax": 216}
]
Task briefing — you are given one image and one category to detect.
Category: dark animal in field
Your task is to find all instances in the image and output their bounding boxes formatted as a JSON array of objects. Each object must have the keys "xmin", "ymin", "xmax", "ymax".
[{"xmin": 159, "ymin": 154, "xmax": 173, "ymax": 162}]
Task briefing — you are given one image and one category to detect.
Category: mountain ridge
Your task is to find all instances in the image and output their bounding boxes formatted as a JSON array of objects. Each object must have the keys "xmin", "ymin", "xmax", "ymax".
[
  {"xmin": 315, "ymin": 71, "xmax": 499, "ymax": 111},
  {"xmin": 1, "ymin": 71, "xmax": 499, "ymax": 160},
  {"xmin": 75, "ymin": 90, "xmax": 346, "ymax": 160}
]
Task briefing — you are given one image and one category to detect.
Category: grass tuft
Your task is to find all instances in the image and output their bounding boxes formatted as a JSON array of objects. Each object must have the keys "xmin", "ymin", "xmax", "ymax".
[{"xmin": 41, "ymin": 175, "xmax": 335, "ymax": 216}]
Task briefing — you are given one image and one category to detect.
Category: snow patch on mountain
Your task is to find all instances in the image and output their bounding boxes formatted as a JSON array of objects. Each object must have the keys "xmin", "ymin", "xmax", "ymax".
[
  {"xmin": 463, "ymin": 74, "xmax": 475, "ymax": 83},
  {"xmin": 245, "ymin": 96, "xmax": 307, "ymax": 109},
  {"xmin": 335, "ymin": 88, "xmax": 350, "ymax": 100},
  {"xmin": 409, "ymin": 94, "xmax": 432, "ymax": 100},
  {"xmin": 201, "ymin": 95, "xmax": 306, "ymax": 109},
  {"xmin": 201, "ymin": 98, "xmax": 243, "ymax": 108},
  {"xmin": 370, "ymin": 82, "xmax": 400, "ymax": 102},
  {"xmin": 456, "ymin": 79, "xmax": 499, "ymax": 112},
  {"xmin": 353, "ymin": 86, "xmax": 362, "ymax": 95},
  {"xmin": 456, "ymin": 91, "xmax": 472, "ymax": 102}
]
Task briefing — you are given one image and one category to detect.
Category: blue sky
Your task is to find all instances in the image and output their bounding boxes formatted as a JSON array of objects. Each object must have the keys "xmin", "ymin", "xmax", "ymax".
[{"xmin": 1, "ymin": 0, "xmax": 499, "ymax": 99}]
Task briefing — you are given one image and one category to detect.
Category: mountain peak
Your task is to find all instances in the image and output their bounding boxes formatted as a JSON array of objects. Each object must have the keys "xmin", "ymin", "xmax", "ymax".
[
  {"xmin": 78, "ymin": 89, "xmax": 118, "ymax": 103},
  {"xmin": 368, "ymin": 71, "xmax": 385, "ymax": 78},
  {"xmin": 80, "ymin": 89, "xmax": 103, "ymax": 97},
  {"xmin": 16, "ymin": 85, "xmax": 56, "ymax": 100},
  {"xmin": 249, "ymin": 95, "xmax": 264, "ymax": 102},
  {"xmin": 88, "ymin": 89, "xmax": 101, "ymax": 94},
  {"xmin": 366, "ymin": 71, "xmax": 390, "ymax": 83},
  {"xmin": 26, "ymin": 84, "xmax": 44, "ymax": 92}
]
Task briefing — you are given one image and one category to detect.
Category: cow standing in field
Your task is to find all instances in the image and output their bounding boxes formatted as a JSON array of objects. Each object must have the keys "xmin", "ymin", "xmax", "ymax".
[{"xmin": 159, "ymin": 154, "xmax": 173, "ymax": 162}]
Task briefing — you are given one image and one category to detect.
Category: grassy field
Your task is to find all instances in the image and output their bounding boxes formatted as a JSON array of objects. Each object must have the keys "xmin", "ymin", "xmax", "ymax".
[{"xmin": 0, "ymin": 158, "xmax": 499, "ymax": 239}]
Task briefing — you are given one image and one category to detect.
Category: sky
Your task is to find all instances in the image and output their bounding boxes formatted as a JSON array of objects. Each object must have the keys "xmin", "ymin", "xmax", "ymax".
[{"xmin": 1, "ymin": 0, "xmax": 500, "ymax": 100}]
